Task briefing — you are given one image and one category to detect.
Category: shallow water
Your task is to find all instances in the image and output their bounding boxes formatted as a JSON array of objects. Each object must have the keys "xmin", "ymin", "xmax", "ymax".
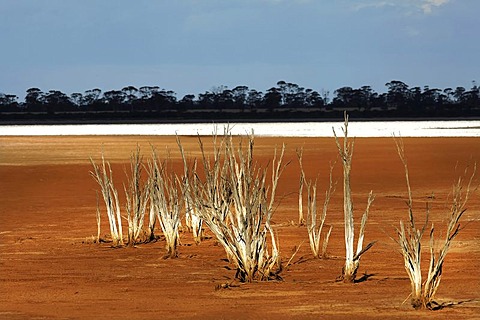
[{"xmin": 1, "ymin": 120, "xmax": 480, "ymax": 137}]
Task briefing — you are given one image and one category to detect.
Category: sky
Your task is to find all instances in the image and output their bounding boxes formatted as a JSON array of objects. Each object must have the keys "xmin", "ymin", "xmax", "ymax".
[{"xmin": 0, "ymin": 0, "xmax": 479, "ymax": 100}]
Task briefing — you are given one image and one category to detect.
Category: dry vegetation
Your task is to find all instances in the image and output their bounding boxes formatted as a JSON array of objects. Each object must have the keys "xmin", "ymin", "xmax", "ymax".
[
  {"xmin": 394, "ymin": 137, "xmax": 477, "ymax": 309},
  {"xmin": 3, "ymin": 132, "xmax": 480, "ymax": 319},
  {"xmin": 297, "ymin": 148, "xmax": 334, "ymax": 259},
  {"xmin": 183, "ymin": 130, "xmax": 286, "ymax": 282},
  {"xmin": 148, "ymin": 147, "xmax": 182, "ymax": 258},
  {"xmin": 90, "ymin": 128, "xmax": 287, "ymax": 281},
  {"xmin": 333, "ymin": 114, "xmax": 376, "ymax": 282},
  {"xmin": 90, "ymin": 153, "xmax": 124, "ymax": 246},
  {"xmin": 84, "ymin": 119, "xmax": 478, "ymax": 312}
]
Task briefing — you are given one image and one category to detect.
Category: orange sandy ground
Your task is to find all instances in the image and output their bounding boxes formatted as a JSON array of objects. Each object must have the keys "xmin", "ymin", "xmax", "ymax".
[{"xmin": 0, "ymin": 136, "xmax": 479, "ymax": 319}]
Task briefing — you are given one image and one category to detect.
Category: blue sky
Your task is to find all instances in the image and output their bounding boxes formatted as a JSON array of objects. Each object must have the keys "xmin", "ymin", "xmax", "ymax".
[{"xmin": 0, "ymin": 0, "xmax": 478, "ymax": 99}]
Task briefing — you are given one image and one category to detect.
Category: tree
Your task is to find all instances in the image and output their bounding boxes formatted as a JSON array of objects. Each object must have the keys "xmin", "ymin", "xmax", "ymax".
[
  {"xmin": 232, "ymin": 85, "xmax": 249, "ymax": 112},
  {"xmin": 332, "ymin": 86, "xmax": 354, "ymax": 108},
  {"xmin": 247, "ymin": 89, "xmax": 263, "ymax": 111},
  {"xmin": 453, "ymin": 87, "xmax": 466, "ymax": 104},
  {"xmin": 421, "ymin": 86, "xmax": 443, "ymax": 113},
  {"xmin": 5, "ymin": 80, "xmax": 480, "ymax": 120},
  {"xmin": 275, "ymin": 81, "xmax": 307, "ymax": 108},
  {"xmin": 197, "ymin": 91, "xmax": 215, "ymax": 110},
  {"xmin": 121, "ymin": 86, "xmax": 138, "ymax": 110},
  {"xmin": 463, "ymin": 81, "xmax": 480, "ymax": 112},
  {"xmin": 70, "ymin": 93, "xmax": 83, "ymax": 107},
  {"xmin": 305, "ymin": 89, "xmax": 324, "ymax": 109},
  {"xmin": 103, "ymin": 90, "xmax": 126, "ymax": 111},
  {"xmin": 178, "ymin": 94, "xmax": 196, "ymax": 112},
  {"xmin": 149, "ymin": 90, "xmax": 176, "ymax": 112},
  {"xmin": 216, "ymin": 88, "xmax": 234, "ymax": 110},
  {"xmin": 44, "ymin": 90, "xmax": 73, "ymax": 111},
  {"xmin": 355, "ymin": 86, "xmax": 376, "ymax": 111},
  {"xmin": 264, "ymin": 87, "xmax": 282, "ymax": 112},
  {"xmin": 408, "ymin": 87, "xmax": 423, "ymax": 111},
  {"xmin": 290, "ymin": 85, "xmax": 307, "ymax": 109},
  {"xmin": 83, "ymin": 88, "xmax": 102, "ymax": 110},
  {"xmin": 0, "ymin": 93, "xmax": 19, "ymax": 112},
  {"xmin": 442, "ymin": 88, "xmax": 454, "ymax": 104},
  {"xmin": 385, "ymin": 80, "xmax": 410, "ymax": 112},
  {"xmin": 138, "ymin": 86, "xmax": 160, "ymax": 101},
  {"xmin": 25, "ymin": 88, "xmax": 45, "ymax": 112},
  {"xmin": 321, "ymin": 89, "xmax": 330, "ymax": 106}
]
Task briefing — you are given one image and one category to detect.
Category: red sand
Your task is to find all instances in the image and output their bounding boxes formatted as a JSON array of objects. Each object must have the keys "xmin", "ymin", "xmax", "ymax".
[{"xmin": 0, "ymin": 136, "xmax": 479, "ymax": 319}]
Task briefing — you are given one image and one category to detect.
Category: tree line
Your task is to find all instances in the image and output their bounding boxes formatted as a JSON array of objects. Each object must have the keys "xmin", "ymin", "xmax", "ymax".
[{"xmin": 1, "ymin": 80, "xmax": 479, "ymax": 122}]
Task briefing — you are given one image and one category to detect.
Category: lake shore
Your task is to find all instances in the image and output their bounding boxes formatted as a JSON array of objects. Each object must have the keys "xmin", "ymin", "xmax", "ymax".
[
  {"xmin": 1, "ymin": 135, "xmax": 479, "ymax": 319},
  {"xmin": 2, "ymin": 120, "xmax": 480, "ymax": 137}
]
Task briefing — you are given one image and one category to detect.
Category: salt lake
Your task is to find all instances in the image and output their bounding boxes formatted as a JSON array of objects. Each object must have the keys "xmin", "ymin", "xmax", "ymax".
[{"xmin": 1, "ymin": 120, "xmax": 480, "ymax": 137}]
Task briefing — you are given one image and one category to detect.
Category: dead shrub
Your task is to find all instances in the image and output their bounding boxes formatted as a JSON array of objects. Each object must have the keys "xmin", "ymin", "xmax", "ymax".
[
  {"xmin": 394, "ymin": 137, "xmax": 476, "ymax": 309},
  {"xmin": 90, "ymin": 153, "xmax": 124, "ymax": 246},
  {"xmin": 148, "ymin": 147, "xmax": 182, "ymax": 258},
  {"xmin": 333, "ymin": 113, "xmax": 375, "ymax": 282},
  {"xmin": 297, "ymin": 148, "xmax": 334, "ymax": 259},
  {"xmin": 187, "ymin": 129, "xmax": 286, "ymax": 282}
]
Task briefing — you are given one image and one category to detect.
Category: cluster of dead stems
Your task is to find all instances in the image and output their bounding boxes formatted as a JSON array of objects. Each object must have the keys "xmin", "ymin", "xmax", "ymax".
[
  {"xmin": 88, "ymin": 117, "xmax": 476, "ymax": 309},
  {"xmin": 90, "ymin": 153, "xmax": 124, "ymax": 246},
  {"xmin": 148, "ymin": 148, "xmax": 182, "ymax": 258},
  {"xmin": 177, "ymin": 135, "xmax": 203, "ymax": 244},
  {"xmin": 182, "ymin": 129, "xmax": 287, "ymax": 282},
  {"xmin": 124, "ymin": 147, "xmax": 150, "ymax": 245},
  {"xmin": 90, "ymin": 129, "xmax": 287, "ymax": 279},
  {"xmin": 90, "ymin": 146, "xmax": 182, "ymax": 258},
  {"xmin": 394, "ymin": 137, "xmax": 476, "ymax": 309},
  {"xmin": 297, "ymin": 148, "xmax": 334, "ymax": 259}
]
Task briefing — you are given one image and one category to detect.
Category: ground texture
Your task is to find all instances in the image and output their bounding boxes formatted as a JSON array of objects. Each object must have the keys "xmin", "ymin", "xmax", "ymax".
[{"xmin": 0, "ymin": 136, "xmax": 479, "ymax": 319}]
